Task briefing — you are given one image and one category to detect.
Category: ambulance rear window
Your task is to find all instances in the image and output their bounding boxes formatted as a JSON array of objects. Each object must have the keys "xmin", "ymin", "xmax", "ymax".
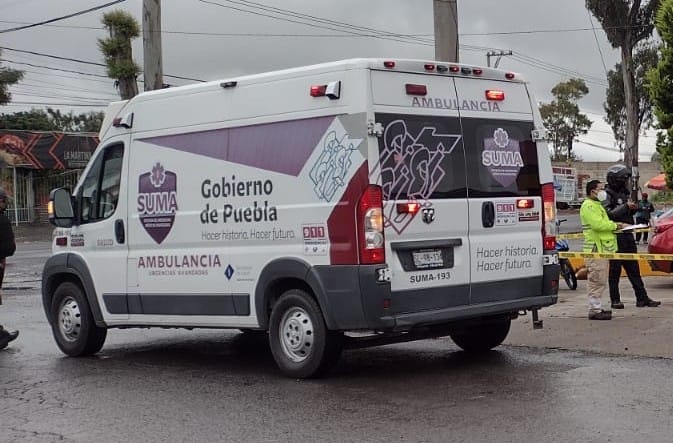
[
  {"xmin": 462, "ymin": 119, "xmax": 540, "ymax": 198},
  {"xmin": 374, "ymin": 113, "xmax": 467, "ymax": 201}
]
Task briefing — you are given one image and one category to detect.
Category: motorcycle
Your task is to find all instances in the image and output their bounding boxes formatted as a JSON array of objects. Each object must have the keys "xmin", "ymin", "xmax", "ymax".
[{"xmin": 556, "ymin": 219, "xmax": 577, "ymax": 290}]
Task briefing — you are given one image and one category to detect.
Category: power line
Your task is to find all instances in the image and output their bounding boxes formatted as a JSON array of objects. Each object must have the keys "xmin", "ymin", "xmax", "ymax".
[
  {"xmin": 0, "ymin": 46, "xmax": 205, "ymax": 82},
  {"xmin": 2, "ymin": 101, "xmax": 107, "ymax": 107},
  {"xmin": 0, "ymin": 19, "xmax": 653, "ymax": 38},
  {"xmin": 0, "ymin": 45, "xmax": 106, "ymax": 67},
  {"xmin": 12, "ymin": 81, "xmax": 118, "ymax": 97},
  {"xmin": 198, "ymin": 0, "xmax": 433, "ymax": 46},
  {"xmin": 509, "ymin": 54, "xmax": 608, "ymax": 87},
  {"xmin": 586, "ymin": 10, "xmax": 609, "ymax": 76},
  {"xmin": 11, "ymin": 89, "xmax": 113, "ymax": 103},
  {"xmin": 0, "ymin": 0, "xmax": 127, "ymax": 34},
  {"xmin": 1, "ymin": 58, "xmax": 110, "ymax": 79},
  {"xmin": 225, "ymin": 0, "xmax": 433, "ymax": 43},
  {"xmin": 2, "ymin": 66, "xmax": 115, "ymax": 86}
]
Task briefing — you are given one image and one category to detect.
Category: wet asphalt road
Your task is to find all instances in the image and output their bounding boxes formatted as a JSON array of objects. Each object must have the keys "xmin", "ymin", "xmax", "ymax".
[{"xmin": 2, "ymin": 242, "xmax": 673, "ymax": 442}]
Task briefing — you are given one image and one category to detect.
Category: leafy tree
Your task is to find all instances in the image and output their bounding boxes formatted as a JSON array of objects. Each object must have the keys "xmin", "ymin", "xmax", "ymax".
[
  {"xmin": 46, "ymin": 109, "xmax": 105, "ymax": 133},
  {"xmin": 98, "ymin": 10, "xmax": 140, "ymax": 100},
  {"xmin": 0, "ymin": 109, "xmax": 56, "ymax": 130},
  {"xmin": 605, "ymin": 42, "xmax": 658, "ymax": 150},
  {"xmin": 539, "ymin": 79, "xmax": 593, "ymax": 161},
  {"xmin": 648, "ymin": 0, "xmax": 673, "ymax": 190},
  {"xmin": 0, "ymin": 50, "xmax": 24, "ymax": 105},
  {"xmin": 586, "ymin": 0, "xmax": 660, "ymax": 198},
  {"xmin": 0, "ymin": 109, "xmax": 104, "ymax": 132}
]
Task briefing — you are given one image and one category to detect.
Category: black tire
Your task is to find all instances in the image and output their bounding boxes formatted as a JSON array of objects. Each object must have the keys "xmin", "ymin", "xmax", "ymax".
[
  {"xmin": 450, "ymin": 318, "xmax": 511, "ymax": 352},
  {"xmin": 50, "ymin": 282, "xmax": 107, "ymax": 356},
  {"xmin": 561, "ymin": 261, "xmax": 578, "ymax": 290},
  {"xmin": 268, "ymin": 289, "xmax": 343, "ymax": 378}
]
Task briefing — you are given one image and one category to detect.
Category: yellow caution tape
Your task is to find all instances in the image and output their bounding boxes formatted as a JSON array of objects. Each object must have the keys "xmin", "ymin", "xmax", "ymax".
[
  {"xmin": 557, "ymin": 227, "xmax": 651, "ymax": 240},
  {"xmin": 556, "ymin": 232, "xmax": 584, "ymax": 240},
  {"xmin": 559, "ymin": 251, "xmax": 673, "ymax": 260}
]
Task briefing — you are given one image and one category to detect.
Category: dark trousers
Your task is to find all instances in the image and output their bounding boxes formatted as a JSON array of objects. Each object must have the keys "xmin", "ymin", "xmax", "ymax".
[
  {"xmin": 635, "ymin": 217, "xmax": 650, "ymax": 242},
  {"xmin": 609, "ymin": 233, "xmax": 647, "ymax": 303}
]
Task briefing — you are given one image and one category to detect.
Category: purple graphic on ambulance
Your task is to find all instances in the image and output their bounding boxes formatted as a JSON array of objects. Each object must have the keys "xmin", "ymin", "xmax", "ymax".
[{"xmin": 138, "ymin": 162, "xmax": 178, "ymax": 244}]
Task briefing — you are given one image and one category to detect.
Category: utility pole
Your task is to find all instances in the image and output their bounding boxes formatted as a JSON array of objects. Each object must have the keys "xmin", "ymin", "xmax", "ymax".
[
  {"xmin": 486, "ymin": 50, "xmax": 512, "ymax": 68},
  {"xmin": 433, "ymin": 0, "xmax": 458, "ymax": 62},
  {"xmin": 143, "ymin": 0, "xmax": 163, "ymax": 91}
]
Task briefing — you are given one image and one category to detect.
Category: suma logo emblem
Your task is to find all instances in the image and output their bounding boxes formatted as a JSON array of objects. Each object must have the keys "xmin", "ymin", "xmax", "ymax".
[
  {"xmin": 137, "ymin": 162, "xmax": 178, "ymax": 244},
  {"xmin": 422, "ymin": 207, "xmax": 435, "ymax": 224}
]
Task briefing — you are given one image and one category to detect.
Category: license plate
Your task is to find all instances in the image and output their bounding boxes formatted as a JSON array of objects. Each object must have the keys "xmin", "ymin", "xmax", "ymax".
[{"xmin": 412, "ymin": 249, "xmax": 444, "ymax": 269}]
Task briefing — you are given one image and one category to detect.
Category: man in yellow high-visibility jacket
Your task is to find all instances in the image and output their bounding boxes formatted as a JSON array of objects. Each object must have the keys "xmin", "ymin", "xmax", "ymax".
[{"xmin": 580, "ymin": 180, "xmax": 626, "ymax": 320}]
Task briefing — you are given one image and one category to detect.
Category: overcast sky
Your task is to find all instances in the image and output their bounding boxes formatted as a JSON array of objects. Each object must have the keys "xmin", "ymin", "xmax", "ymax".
[{"xmin": 0, "ymin": 0, "xmax": 659, "ymax": 162}]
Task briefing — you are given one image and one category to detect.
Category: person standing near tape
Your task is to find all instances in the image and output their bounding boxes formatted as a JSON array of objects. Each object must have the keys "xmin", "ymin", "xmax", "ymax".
[
  {"xmin": 604, "ymin": 165, "xmax": 660, "ymax": 309},
  {"xmin": 0, "ymin": 189, "xmax": 19, "ymax": 349},
  {"xmin": 581, "ymin": 180, "xmax": 623, "ymax": 320},
  {"xmin": 635, "ymin": 192, "xmax": 655, "ymax": 245}
]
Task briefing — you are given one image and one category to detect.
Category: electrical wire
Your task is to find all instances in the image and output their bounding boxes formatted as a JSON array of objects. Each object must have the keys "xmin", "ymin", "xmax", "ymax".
[
  {"xmin": 586, "ymin": 9, "xmax": 609, "ymax": 76},
  {"xmin": 2, "ymin": 101, "xmax": 107, "ymax": 107},
  {"xmin": 0, "ymin": 46, "xmax": 204, "ymax": 82},
  {"xmin": 12, "ymin": 81, "xmax": 118, "ymax": 97},
  {"xmin": 198, "ymin": 0, "xmax": 433, "ymax": 46},
  {"xmin": 0, "ymin": 0, "xmax": 127, "ymax": 34},
  {"xmin": 1, "ymin": 58, "xmax": 110, "ymax": 79},
  {"xmin": 11, "ymin": 89, "xmax": 113, "ymax": 103},
  {"xmin": 0, "ymin": 19, "xmax": 652, "ymax": 38}
]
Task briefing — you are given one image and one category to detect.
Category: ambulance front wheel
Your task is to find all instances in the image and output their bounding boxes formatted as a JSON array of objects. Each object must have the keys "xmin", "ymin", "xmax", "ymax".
[
  {"xmin": 450, "ymin": 318, "xmax": 511, "ymax": 353},
  {"xmin": 269, "ymin": 289, "xmax": 343, "ymax": 378},
  {"xmin": 50, "ymin": 282, "xmax": 107, "ymax": 356}
]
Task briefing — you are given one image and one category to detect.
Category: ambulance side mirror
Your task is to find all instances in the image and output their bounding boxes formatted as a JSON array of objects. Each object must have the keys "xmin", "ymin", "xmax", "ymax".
[{"xmin": 49, "ymin": 188, "xmax": 75, "ymax": 228}]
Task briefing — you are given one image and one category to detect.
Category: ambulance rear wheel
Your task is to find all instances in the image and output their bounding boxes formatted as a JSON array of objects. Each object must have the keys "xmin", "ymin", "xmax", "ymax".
[
  {"xmin": 450, "ymin": 318, "xmax": 511, "ymax": 353},
  {"xmin": 269, "ymin": 289, "xmax": 343, "ymax": 378},
  {"xmin": 50, "ymin": 282, "xmax": 107, "ymax": 357}
]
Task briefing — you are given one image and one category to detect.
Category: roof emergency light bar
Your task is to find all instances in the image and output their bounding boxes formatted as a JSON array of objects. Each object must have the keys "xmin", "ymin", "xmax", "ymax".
[{"xmin": 383, "ymin": 60, "xmax": 518, "ymax": 81}]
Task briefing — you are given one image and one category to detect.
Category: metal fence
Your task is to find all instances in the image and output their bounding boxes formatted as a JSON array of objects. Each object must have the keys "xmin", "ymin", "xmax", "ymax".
[{"xmin": 2, "ymin": 168, "xmax": 81, "ymax": 224}]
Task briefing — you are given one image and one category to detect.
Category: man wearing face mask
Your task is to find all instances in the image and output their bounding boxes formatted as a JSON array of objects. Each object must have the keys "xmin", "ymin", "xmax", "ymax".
[
  {"xmin": 581, "ymin": 180, "xmax": 623, "ymax": 320},
  {"xmin": 604, "ymin": 165, "xmax": 660, "ymax": 308}
]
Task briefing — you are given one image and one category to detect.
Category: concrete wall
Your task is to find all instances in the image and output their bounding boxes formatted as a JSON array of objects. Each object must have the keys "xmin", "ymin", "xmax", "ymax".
[{"xmin": 552, "ymin": 161, "xmax": 663, "ymax": 198}]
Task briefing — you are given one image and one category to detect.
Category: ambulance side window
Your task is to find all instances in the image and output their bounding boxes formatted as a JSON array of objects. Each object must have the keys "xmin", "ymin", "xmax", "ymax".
[{"xmin": 78, "ymin": 144, "xmax": 124, "ymax": 224}]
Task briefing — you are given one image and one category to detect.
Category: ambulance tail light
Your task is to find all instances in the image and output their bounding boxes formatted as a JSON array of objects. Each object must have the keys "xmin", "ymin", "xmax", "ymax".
[
  {"xmin": 396, "ymin": 201, "xmax": 421, "ymax": 215},
  {"xmin": 486, "ymin": 90, "xmax": 505, "ymax": 101},
  {"xmin": 358, "ymin": 185, "xmax": 385, "ymax": 265},
  {"xmin": 405, "ymin": 84, "xmax": 427, "ymax": 96},
  {"xmin": 541, "ymin": 183, "xmax": 556, "ymax": 250},
  {"xmin": 517, "ymin": 199, "xmax": 534, "ymax": 209},
  {"xmin": 310, "ymin": 85, "xmax": 327, "ymax": 97},
  {"xmin": 310, "ymin": 81, "xmax": 341, "ymax": 99}
]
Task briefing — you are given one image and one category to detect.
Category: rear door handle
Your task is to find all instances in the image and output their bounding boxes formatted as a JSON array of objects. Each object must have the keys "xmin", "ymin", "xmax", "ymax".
[
  {"xmin": 482, "ymin": 202, "xmax": 495, "ymax": 228},
  {"xmin": 115, "ymin": 219, "xmax": 126, "ymax": 244}
]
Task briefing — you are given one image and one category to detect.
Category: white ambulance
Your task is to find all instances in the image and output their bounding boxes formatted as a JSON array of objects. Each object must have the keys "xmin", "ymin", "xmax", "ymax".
[{"xmin": 44, "ymin": 59, "xmax": 559, "ymax": 378}]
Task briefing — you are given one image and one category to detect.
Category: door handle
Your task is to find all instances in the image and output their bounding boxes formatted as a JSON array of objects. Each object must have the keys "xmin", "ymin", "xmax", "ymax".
[
  {"xmin": 482, "ymin": 202, "xmax": 495, "ymax": 228},
  {"xmin": 115, "ymin": 219, "xmax": 125, "ymax": 244}
]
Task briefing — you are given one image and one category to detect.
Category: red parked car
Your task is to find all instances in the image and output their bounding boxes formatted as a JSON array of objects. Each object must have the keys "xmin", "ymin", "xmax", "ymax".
[{"xmin": 648, "ymin": 208, "xmax": 673, "ymax": 273}]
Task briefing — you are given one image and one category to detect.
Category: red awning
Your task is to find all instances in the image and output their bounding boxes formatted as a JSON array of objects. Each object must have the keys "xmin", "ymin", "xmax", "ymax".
[{"xmin": 645, "ymin": 173, "xmax": 669, "ymax": 191}]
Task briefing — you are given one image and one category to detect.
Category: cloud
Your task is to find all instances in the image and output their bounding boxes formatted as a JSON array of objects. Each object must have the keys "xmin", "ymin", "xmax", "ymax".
[{"xmin": 0, "ymin": 0, "xmax": 654, "ymax": 162}]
